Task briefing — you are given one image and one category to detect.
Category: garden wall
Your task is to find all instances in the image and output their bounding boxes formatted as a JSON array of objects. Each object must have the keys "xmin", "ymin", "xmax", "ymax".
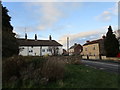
[{"xmin": 82, "ymin": 55, "xmax": 120, "ymax": 61}]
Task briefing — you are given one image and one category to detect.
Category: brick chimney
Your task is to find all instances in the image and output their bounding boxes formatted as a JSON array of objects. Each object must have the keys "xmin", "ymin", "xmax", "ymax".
[
  {"xmin": 102, "ymin": 35, "xmax": 106, "ymax": 39},
  {"xmin": 86, "ymin": 40, "xmax": 90, "ymax": 43},
  {"xmin": 35, "ymin": 34, "xmax": 37, "ymax": 41},
  {"xmin": 49, "ymin": 35, "xmax": 52, "ymax": 40},
  {"xmin": 74, "ymin": 43, "xmax": 77, "ymax": 45},
  {"xmin": 25, "ymin": 33, "xmax": 27, "ymax": 40}
]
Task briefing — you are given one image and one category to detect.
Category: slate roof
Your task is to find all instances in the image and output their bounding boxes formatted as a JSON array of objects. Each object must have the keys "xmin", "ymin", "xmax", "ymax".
[
  {"xmin": 83, "ymin": 39, "xmax": 103, "ymax": 46},
  {"xmin": 69, "ymin": 44, "xmax": 82, "ymax": 49},
  {"xmin": 17, "ymin": 38, "xmax": 63, "ymax": 46}
]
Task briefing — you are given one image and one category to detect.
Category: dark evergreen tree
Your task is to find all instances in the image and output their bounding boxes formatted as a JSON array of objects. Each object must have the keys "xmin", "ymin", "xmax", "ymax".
[
  {"xmin": 2, "ymin": 3, "xmax": 19, "ymax": 57},
  {"xmin": 104, "ymin": 26, "xmax": 119, "ymax": 57}
]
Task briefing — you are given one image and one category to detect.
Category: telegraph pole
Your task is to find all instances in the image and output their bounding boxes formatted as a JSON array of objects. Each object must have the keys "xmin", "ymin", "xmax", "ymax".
[{"xmin": 67, "ymin": 37, "xmax": 69, "ymax": 55}]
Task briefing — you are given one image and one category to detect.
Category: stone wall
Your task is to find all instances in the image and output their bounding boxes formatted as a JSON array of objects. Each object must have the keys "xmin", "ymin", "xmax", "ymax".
[
  {"xmin": 82, "ymin": 55, "xmax": 120, "ymax": 61},
  {"xmin": 48, "ymin": 56, "xmax": 82, "ymax": 64}
]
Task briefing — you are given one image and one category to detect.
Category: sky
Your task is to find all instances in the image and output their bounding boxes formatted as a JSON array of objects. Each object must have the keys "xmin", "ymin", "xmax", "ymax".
[{"xmin": 2, "ymin": 2, "xmax": 118, "ymax": 49}]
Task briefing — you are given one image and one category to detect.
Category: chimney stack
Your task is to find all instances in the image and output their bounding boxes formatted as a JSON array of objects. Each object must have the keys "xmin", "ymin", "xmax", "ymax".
[
  {"xmin": 35, "ymin": 34, "xmax": 37, "ymax": 41},
  {"xmin": 86, "ymin": 40, "xmax": 90, "ymax": 43},
  {"xmin": 49, "ymin": 35, "xmax": 52, "ymax": 40},
  {"xmin": 25, "ymin": 33, "xmax": 27, "ymax": 40},
  {"xmin": 102, "ymin": 35, "xmax": 106, "ymax": 39},
  {"xmin": 74, "ymin": 43, "xmax": 77, "ymax": 45}
]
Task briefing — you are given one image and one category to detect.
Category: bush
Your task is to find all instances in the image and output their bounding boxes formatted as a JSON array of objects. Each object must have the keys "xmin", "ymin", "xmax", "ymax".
[
  {"xmin": 2, "ymin": 56, "xmax": 23, "ymax": 82},
  {"xmin": 2, "ymin": 56, "xmax": 47, "ymax": 88},
  {"xmin": 41, "ymin": 57, "xmax": 65, "ymax": 82}
]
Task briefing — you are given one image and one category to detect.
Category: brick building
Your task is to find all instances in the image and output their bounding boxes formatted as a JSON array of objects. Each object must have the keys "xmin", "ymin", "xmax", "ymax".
[
  {"xmin": 81, "ymin": 36, "xmax": 106, "ymax": 56},
  {"xmin": 69, "ymin": 43, "xmax": 83, "ymax": 55}
]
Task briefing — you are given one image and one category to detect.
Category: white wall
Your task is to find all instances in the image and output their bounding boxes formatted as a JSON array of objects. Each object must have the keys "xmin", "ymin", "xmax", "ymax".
[
  {"xmin": 19, "ymin": 46, "xmax": 28, "ymax": 56},
  {"xmin": 19, "ymin": 46, "xmax": 63, "ymax": 56},
  {"xmin": 41, "ymin": 46, "xmax": 52, "ymax": 56},
  {"xmin": 58, "ymin": 46, "xmax": 63, "ymax": 55}
]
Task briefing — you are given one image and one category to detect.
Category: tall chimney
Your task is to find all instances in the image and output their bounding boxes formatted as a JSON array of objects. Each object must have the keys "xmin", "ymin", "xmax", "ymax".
[
  {"xmin": 49, "ymin": 35, "xmax": 52, "ymax": 40},
  {"xmin": 35, "ymin": 34, "xmax": 37, "ymax": 41},
  {"xmin": 25, "ymin": 33, "xmax": 27, "ymax": 40}
]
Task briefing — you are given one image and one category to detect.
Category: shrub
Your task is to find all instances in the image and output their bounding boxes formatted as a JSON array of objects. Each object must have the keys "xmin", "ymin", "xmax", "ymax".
[
  {"xmin": 41, "ymin": 57, "xmax": 65, "ymax": 82},
  {"xmin": 3, "ymin": 57, "xmax": 21, "ymax": 82},
  {"xmin": 2, "ymin": 56, "xmax": 47, "ymax": 88}
]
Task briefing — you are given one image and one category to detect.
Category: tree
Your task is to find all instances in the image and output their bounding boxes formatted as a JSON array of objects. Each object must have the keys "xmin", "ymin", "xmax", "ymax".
[
  {"xmin": 2, "ymin": 3, "xmax": 19, "ymax": 57},
  {"xmin": 104, "ymin": 26, "xmax": 119, "ymax": 57}
]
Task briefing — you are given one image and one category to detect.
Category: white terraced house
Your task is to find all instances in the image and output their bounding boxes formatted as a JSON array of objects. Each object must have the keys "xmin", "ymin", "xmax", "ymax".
[{"xmin": 17, "ymin": 34, "xmax": 63, "ymax": 56}]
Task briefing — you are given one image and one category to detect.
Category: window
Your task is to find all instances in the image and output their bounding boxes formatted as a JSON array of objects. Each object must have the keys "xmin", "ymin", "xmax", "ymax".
[
  {"xmin": 29, "ymin": 50, "xmax": 33, "ymax": 52},
  {"xmin": 93, "ymin": 46, "xmax": 95, "ymax": 50},
  {"xmin": 42, "ymin": 49, "xmax": 45, "ymax": 52},
  {"xmin": 89, "ymin": 52, "xmax": 91, "ymax": 55},
  {"xmin": 85, "ymin": 48, "xmax": 87, "ymax": 51},
  {"xmin": 47, "ymin": 49, "xmax": 52, "ymax": 52},
  {"xmin": 22, "ymin": 47, "xmax": 24, "ymax": 49},
  {"xmin": 80, "ymin": 49, "xmax": 81, "ymax": 52}
]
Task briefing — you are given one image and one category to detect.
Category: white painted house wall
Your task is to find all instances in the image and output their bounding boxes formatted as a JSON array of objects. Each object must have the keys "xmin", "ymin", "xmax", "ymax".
[{"xmin": 19, "ymin": 46, "xmax": 63, "ymax": 56}]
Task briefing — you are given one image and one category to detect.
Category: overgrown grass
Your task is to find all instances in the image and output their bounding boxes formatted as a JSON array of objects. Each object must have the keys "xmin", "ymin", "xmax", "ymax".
[
  {"xmin": 41, "ymin": 64, "xmax": 118, "ymax": 88},
  {"xmin": 3, "ymin": 56, "xmax": 119, "ymax": 88},
  {"xmin": 2, "ymin": 56, "xmax": 48, "ymax": 88}
]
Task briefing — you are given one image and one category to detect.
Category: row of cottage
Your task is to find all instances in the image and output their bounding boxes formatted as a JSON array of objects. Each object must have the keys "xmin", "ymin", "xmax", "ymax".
[
  {"xmin": 18, "ymin": 34, "xmax": 63, "ymax": 56},
  {"xmin": 18, "ymin": 28, "xmax": 120, "ymax": 57}
]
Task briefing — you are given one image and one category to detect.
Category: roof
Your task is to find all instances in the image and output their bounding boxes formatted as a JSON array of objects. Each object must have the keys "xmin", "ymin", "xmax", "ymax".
[
  {"xmin": 83, "ymin": 39, "xmax": 103, "ymax": 46},
  {"xmin": 17, "ymin": 38, "xmax": 63, "ymax": 46},
  {"xmin": 69, "ymin": 44, "xmax": 82, "ymax": 49}
]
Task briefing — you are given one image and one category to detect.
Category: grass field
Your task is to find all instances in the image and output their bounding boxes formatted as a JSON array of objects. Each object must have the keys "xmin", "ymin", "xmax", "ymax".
[{"xmin": 40, "ymin": 64, "xmax": 118, "ymax": 88}]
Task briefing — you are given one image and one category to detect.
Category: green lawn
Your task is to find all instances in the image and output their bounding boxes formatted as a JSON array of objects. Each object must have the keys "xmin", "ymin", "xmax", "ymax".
[{"xmin": 40, "ymin": 64, "xmax": 118, "ymax": 88}]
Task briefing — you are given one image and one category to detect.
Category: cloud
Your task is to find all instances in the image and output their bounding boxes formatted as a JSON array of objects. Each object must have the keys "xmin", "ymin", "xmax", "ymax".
[
  {"xmin": 14, "ymin": 26, "xmax": 37, "ymax": 33},
  {"xmin": 58, "ymin": 30, "xmax": 103, "ymax": 49},
  {"xmin": 36, "ymin": 2, "xmax": 64, "ymax": 30},
  {"xmin": 3, "ymin": 0, "xmax": 84, "ymax": 2},
  {"xmin": 109, "ymin": 2, "xmax": 118, "ymax": 16},
  {"xmin": 3, "ymin": 0, "xmax": 119, "ymax": 2},
  {"xmin": 24, "ymin": 2, "xmax": 82, "ymax": 31},
  {"xmin": 96, "ymin": 11, "xmax": 112, "ymax": 22},
  {"xmin": 58, "ymin": 26, "xmax": 118, "ymax": 49},
  {"xmin": 96, "ymin": 2, "xmax": 118, "ymax": 22}
]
